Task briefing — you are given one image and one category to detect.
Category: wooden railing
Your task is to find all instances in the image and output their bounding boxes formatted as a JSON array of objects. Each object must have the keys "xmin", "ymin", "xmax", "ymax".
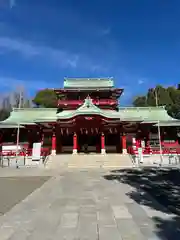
[
  {"xmin": 0, "ymin": 147, "xmax": 51, "ymax": 167},
  {"xmin": 128, "ymin": 146, "xmax": 180, "ymax": 155}
]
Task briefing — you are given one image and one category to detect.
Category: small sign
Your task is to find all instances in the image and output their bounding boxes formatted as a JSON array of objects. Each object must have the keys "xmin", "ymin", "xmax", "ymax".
[
  {"xmin": 141, "ymin": 140, "xmax": 145, "ymax": 148},
  {"xmin": 32, "ymin": 142, "xmax": 41, "ymax": 161},
  {"xmin": 149, "ymin": 134, "xmax": 158, "ymax": 139},
  {"xmin": 138, "ymin": 147, "xmax": 143, "ymax": 163}
]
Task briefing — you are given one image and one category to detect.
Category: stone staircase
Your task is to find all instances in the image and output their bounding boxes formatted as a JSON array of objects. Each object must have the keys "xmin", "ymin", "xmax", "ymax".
[{"xmin": 45, "ymin": 154, "xmax": 133, "ymax": 169}]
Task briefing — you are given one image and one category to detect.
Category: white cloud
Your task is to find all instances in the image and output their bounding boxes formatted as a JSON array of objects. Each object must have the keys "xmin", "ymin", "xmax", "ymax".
[
  {"xmin": 0, "ymin": 36, "xmax": 79, "ymax": 69},
  {"xmin": 0, "ymin": 37, "xmax": 39, "ymax": 57},
  {"xmin": 0, "ymin": 76, "xmax": 57, "ymax": 92},
  {"xmin": 10, "ymin": 0, "xmax": 15, "ymax": 8},
  {"xmin": 0, "ymin": 0, "xmax": 15, "ymax": 9},
  {"xmin": 138, "ymin": 78, "xmax": 146, "ymax": 85},
  {"xmin": 0, "ymin": 36, "xmax": 107, "ymax": 72}
]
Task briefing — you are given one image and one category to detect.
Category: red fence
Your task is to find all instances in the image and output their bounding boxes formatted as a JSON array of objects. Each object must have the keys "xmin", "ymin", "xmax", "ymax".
[
  {"xmin": 128, "ymin": 146, "xmax": 180, "ymax": 155},
  {"xmin": 0, "ymin": 147, "xmax": 50, "ymax": 157}
]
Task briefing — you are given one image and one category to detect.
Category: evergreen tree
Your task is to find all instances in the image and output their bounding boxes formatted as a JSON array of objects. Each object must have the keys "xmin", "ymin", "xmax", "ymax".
[
  {"xmin": 133, "ymin": 96, "xmax": 147, "ymax": 107},
  {"xmin": 132, "ymin": 85, "xmax": 180, "ymax": 119},
  {"xmin": 33, "ymin": 89, "xmax": 58, "ymax": 108}
]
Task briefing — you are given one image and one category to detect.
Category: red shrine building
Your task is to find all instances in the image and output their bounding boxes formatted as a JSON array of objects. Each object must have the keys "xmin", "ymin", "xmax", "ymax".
[{"xmin": 1, "ymin": 78, "xmax": 180, "ymax": 156}]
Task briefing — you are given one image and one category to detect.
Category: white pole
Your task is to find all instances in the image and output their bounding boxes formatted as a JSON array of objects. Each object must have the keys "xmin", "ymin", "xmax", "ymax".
[
  {"xmin": 155, "ymin": 89, "xmax": 163, "ymax": 166},
  {"xmin": 15, "ymin": 91, "xmax": 22, "ymax": 168}
]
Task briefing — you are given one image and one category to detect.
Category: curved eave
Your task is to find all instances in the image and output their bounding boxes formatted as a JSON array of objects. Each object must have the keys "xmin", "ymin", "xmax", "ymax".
[
  {"xmin": 141, "ymin": 121, "xmax": 158, "ymax": 124},
  {"xmin": 34, "ymin": 118, "xmax": 57, "ymax": 123},
  {"xmin": 153, "ymin": 121, "xmax": 180, "ymax": 127},
  {"xmin": 0, "ymin": 124, "xmax": 25, "ymax": 128},
  {"xmin": 20, "ymin": 122, "xmax": 36, "ymax": 125},
  {"xmin": 35, "ymin": 113, "xmax": 144, "ymax": 122},
  {"xmin": 57, "ymin": 112, "xmax": 121, "ymax": 120},
  {"xmin": 141, "ymin": 119, "xmax": 176, "ymax": 124}
]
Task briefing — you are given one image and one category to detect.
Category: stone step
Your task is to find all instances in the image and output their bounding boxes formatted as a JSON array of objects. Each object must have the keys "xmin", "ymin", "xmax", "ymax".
[{"xmin": 45, "ymin": 154, "xmax": 133, "ymax": 169}]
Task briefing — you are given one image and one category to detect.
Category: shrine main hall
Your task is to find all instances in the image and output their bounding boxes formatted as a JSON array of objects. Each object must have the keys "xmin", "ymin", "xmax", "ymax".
[{"xmin": 1, "ymin": 77, "xmax": 180, "ymax": 156}]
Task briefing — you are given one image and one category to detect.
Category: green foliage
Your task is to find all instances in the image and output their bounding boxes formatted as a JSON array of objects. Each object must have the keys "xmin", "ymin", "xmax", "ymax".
[
  {"xmin": 0, "ymin": 109, "xmax": 10, "ymax": 121},
  {"xmin": 132, "ymin": 85, "xmax": 180, "ymax": 119},
  {"xmin": 133, "ymin": 96, "xmax": 147, "ymax": 107},
  {"xmin": 32, "ymin": 89, "xmax": 58, "ymax": 108}
]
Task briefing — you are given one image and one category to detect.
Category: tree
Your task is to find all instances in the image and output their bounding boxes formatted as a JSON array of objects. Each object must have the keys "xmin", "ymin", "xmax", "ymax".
[
  {"xmin": 133, "ymin": 96, "xmax": 147, "ymax": 107},
  {"xmin": 132, "ymin": 85, "xmax": 180, "ymax": 119},
  {"xmin": 0, "ymin": 109, "xmax": 10, "ymax": 121},
  {"xmin": 32, "ymin": 89, "xmax": 58, "ymax": 108}
]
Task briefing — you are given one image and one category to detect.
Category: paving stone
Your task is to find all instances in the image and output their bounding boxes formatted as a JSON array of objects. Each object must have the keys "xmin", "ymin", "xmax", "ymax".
[
  {"xmin": 126, "ymin": 202, "xmax": 148, "ymax": 219},
  {"xmin": 112, "ymin": 205, "xmax": 132, "ymax": 219},
  {"xmin": 116, "ymin": 219, "xmax": 146, "ymax": 240},
  {"xmin": 54, "ymin": 227, "xmax": 78, "ymax": 240},
  {"xmin": 0, "ymin": 226, "xmax": 15, "ymax": 240},
  {"xmin": 64, "ymin": 205, "xmax": 79, "ymax": 212},
  {"xmin": 9, "ymin": 229, "xmax": 31, "ymax": 240},
  {"xmin": 60, "ymin": 213, "xmax": 79, "ymax": 228},
  {"xmin": 98, "ymin": 226, "xmax": 122, "ymax": 240},
  {"xmin": 77, "ymin": 223, "xmax": 98, "ymax": 239},
  {"xmin": 139, "ymin": 225, "xmax": 159, "ymax": 239},
  {"xmin": 97, "ymin": 211, "xmax": 116, "ymax": 227},
  {"xmin": 0, "ymin": 169, "xmax": 170, "ymax": 239}
]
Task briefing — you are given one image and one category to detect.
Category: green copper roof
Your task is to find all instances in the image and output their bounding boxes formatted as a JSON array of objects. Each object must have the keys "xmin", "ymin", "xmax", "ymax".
[
  {"xmin": 1, "ymin": 108, "xmax": 57, "ymax": 124},
  {"xmin": 64, "ymin": 78, "xmax": 114, "ymax": 88},
  {"xmin": 154, "ymin": 121, "xmax": 180, "ymax": 127},
  {"xmin": 0, "ymin": 102, "xmax": 176, "ymax": 125},
  {"xmin": 118, "ymin": 106, "xmax": 175, "ymax": 122},
  {"xmin": 0, "ymin": 124, "xmax": 24, "ymax": 128}
]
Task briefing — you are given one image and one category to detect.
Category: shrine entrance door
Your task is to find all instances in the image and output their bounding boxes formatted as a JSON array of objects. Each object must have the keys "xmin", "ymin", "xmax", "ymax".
[{"xmin": 78, "ymin": 133, "xmax": 101, "ymax": 154}]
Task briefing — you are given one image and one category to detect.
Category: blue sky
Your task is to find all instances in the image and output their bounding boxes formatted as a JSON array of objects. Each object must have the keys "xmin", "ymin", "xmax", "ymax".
[{"xmin": 0, "ymin": 0, "xmax": 180, "ymax": 105}]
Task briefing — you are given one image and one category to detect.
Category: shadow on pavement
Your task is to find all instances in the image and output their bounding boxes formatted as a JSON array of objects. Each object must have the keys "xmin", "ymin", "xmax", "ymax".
[
  {"xmin": 104, "ymin": 167, "xmax": 180, "ymax": 239},
  {"xmin": 0, "ymin": 176, "xmax": 50, "ymax": 215}
]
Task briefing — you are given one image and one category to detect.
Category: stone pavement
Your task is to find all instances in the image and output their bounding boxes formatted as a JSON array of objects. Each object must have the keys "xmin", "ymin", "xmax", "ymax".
[
  {"xmin": 0, "ymin": 169, "xmax": 177, "ymax": 240},
  {"xmin": 45, "ymin": 154, "xmax": 133, "ymax": 169}
]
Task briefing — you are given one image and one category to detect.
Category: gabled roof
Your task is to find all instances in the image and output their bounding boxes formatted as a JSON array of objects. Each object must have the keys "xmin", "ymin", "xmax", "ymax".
[
  {"xmin": 118, "ymin": 106, "xmax": 175, "ymax": 122},
  {"xmin": 63, "ymin": 77, "xmax": 114, "ymax": 88},
  {"xmin": 56, "ymin": 97, "xmax": 119, "ymax": 120},
  {"xmin": 0, "ymin": 108, "xmax": 57, "ymax": 125},
  {"xmin": 0, "ymin": 103, "xmax": 177, "ymax": 125},
  {"xmin": 75, "ymin": 97, "xmax": 103, "ymax": 113}
]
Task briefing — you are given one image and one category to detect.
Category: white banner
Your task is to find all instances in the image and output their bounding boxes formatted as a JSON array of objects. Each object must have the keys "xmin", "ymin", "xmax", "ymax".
[
  {"xmin": 138, "ymin": 147, "xmax": 143, "ymax": 163},
  {"xmin": 32, "ymin": 142, "xmax": 41, "ymax": 161}
]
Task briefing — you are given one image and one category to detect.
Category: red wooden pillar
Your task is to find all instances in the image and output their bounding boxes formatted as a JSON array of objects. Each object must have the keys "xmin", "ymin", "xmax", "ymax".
[
  {"xmin": 101, "ymin": 132, "xmax": 106, "ymax": 154},
  {"xmin": 122, "ymin": 134, "xmax": 127, "ymax": 154},
  {"xmin": 73, "ymin": 132, "xmax": 77, "ymax": 154},
  {"xmin": 59, "ymin": 135, "xmax": 62, "ymax": 154},
  {"xmin": 51, "ymin": 133, "xmax": 56, "ymax": 155}
]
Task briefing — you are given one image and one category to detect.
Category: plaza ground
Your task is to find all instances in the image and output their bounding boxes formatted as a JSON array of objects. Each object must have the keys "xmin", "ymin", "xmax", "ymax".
[
  {"xmin": 0, "ymin": 174, "xmax": 50, "ymax": 216},
  {"xmin": 0, "ymin": 167, "xmax": 180, "ymax": 239}
]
